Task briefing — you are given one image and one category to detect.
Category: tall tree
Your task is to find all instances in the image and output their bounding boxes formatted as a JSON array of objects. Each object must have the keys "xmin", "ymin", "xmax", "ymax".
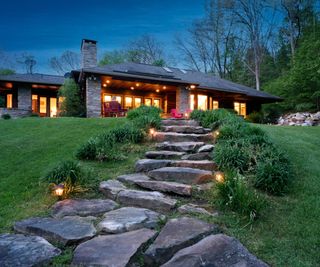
[
  {"xmin": 17, "ymin": 54, "xmax": 37, "ymax": 74},
  {"xmin": 49, "ymin": 51, "xmax": 80, "ymax": 75}
]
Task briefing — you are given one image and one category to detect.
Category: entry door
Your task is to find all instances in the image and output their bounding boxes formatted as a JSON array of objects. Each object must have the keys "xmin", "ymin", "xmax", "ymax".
[
  {"xmin": 39, "ymin": 97, "xmax": 47, "ymax": 116},
  {"xmin": 50, "ymin": 98, "xmax": 57, "ymax": 117}
]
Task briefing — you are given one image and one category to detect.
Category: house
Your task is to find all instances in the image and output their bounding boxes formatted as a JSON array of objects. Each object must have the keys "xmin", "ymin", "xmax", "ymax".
[{"xmin": 0, "ymin": 39, "xmax": 281, "ymax": 118}]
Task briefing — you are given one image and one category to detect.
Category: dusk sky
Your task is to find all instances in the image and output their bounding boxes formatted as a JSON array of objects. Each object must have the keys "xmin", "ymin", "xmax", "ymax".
[{"xmin": 0, "ymin": 0, "xmax": 206, "ymax": 74}]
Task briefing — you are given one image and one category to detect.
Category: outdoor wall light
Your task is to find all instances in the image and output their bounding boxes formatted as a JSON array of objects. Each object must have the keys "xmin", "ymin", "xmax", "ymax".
[
  {"xmin": 163, "ymin": 86, "xmax": 167, "ymax": 89},
  {"xmin": 106, "ymin": 80, "xmax": 110, "ymax": 84},
  {"xmin": 214, "ymin": 171, "xmax": 225, "ymax": 183},
  {"xmin": 156, "ymin": 89, "xmax": 160, "ymax": 93},
  {"xmin": 130, "ymin": 86, "xmax": 135, "ymax": 90},
  {"xmin": 53, "ymin": 184, "xmax": 65, "ymax": 197},
  {"xmin": 136, "ymin": 83, "xmax": 140, "ymax": 87},
  {"xmin": 190, "ymin": 85, "xmax": 196, "ymax": 89},
  {"xmin": 103, "ymin": 83, "xmax": 107, "ymax": 87}
]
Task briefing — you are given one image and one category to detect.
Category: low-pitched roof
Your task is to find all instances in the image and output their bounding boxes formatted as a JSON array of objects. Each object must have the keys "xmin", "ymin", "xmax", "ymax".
[
  {"xmin": 76, "ymin": 62, "xmax": 281, "ymax": 101},
  {"xmin": 0, "ymin": 73, "xmax": 64, "ymax": 85}
]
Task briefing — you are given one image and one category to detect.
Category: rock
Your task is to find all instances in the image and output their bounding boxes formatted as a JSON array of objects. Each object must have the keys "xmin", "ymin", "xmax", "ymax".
[
  {"xmin": 162, "ymin": 125, "xmax": 210, "ymax": 134},
  {"xmin": 161, "ymin": 119, "xmax": 199, "ymax": 126},
  {"xmin": 117, "ymin": 173, "xmax": 150, "ymax": 185},
  {"xmin": 72, "ymin": 229, "xmax": 157, "ymax": 267},
  {"xmin": 51, "ymin": 199, "xmax": 118, "ymax": 218},
  {"xmin": 14, "ymin": 217, "xmax": 96, "ymax": 246},
  {"xmin": 0, "ymin": 234, "xmax": 61, "ymax": 267},
  {"xmin": 156, "ymin": 142, "xmax": 205, "ymax": 152},
  {"xmin": 198, "ymin": 144, "xmax": 214, "ymax": 153},
  {"xmin": 161, "ymin": 234, "xmax": 269, "ymax": 267},
  {"xmin": 99, "ymin": 180, "xmax": 126, "ymax": 200},
  {"xmin": 195, "ymin": 182, "xmax": 214, "ymax": 192},
  {"xmin": 135, "ymin": 180, "xmax": 192, "ymax": 196},
  {"xmin": 278, "ymin": 112, "xmax": 320, "ymax": 126},
  {"xmin": 135, "ymin": 159, "xmax": 171, "ymax": 172},
  {"xmin": 117, "ymin": 189, "xmax": 177, "ymax": 212},
  {"xmin": 181, "ymin": 152, "xmax": 212, "ymax": 160},
  {"xmin": 178, "ymin": 204, "xmax": 217, "ymax": 217},
  {"xmin": 154, "ymin": 132, "xmax": 213, "ymax": 142},
  {"xmin": 144, "ymin": 217, "xmax": 218, "ymax": 266},
  {"xmin": 97, "ymin": 207, "xmax": 164, "ymax": 234},
  {"xmin": 148, "ymin": 167, "xmax": 214, "ymax": 184},
  {"xmin": 145, "ymin": 150, "xmax": 186, "ymax": 159},
  {"xmin": 172, "ymin": 160, "xmax": 217, "ymax": 171}
]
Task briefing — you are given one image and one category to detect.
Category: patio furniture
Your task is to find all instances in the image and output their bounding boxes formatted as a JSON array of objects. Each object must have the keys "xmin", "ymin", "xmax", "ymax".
[
  {"xmin": 170, "ymin": 109, "xmax": 183, "ymax": 119},
  {"xmin": 103, "ymin": 101, "xmax": 128, "ymax": 117}
]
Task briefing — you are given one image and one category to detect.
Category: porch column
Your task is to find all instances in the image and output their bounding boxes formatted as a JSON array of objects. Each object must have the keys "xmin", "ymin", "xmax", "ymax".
[
  {"xmin": 86, "ymin": 77, "xmax": 101, "ymax": 118},
  {"xmin": 17, "ymin": 87, "xmax": 31, "ymax": 111},
  {"xmin": 176, "ymin": 86, "xmax": 190, "ymax": 113}
]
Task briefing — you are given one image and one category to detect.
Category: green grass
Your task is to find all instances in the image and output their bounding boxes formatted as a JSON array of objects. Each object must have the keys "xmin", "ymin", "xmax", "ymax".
[{"xmin": 0, "ymin": 117, "xmax": 148, "ymax": 232}]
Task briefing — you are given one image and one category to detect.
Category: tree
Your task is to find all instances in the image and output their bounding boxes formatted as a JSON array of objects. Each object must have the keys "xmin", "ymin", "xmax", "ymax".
[
  {"xmin": 58, "ymin": 79, "xmax": 85, "ymax": 117},
  {"xmin": 49, "ymin": 51, "xmax": 80, "ymax": 75},
  {"xmin": 99, "ymin": 50, "xmax": 127, "ymax": 66},
  {"xmin": 17, "ymin": 54, "xmax": 37, "ymax": 74}
]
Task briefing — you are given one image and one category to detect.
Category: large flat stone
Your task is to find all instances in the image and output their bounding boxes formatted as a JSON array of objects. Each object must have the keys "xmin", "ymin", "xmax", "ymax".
[
  {"xmin": 156, "ymin": 142, "xmax": 205, "ymax": 152},
  {"xmin": 161, "ymin": 119, "xmax": 199, "ymax": 126},
  {"xmin": 14, "ymin": 217, "xmax": 96, "ymax": 246},
  {"xmin": 135, "ymin": 180, "xmax": 192, "ymax": 196},
  {"xmin": 117, "ymin": 173, "xmax": 150, "ymax": 185},
  {"xmin": 144, "ymin": 217, "xmax": 218, "ymax": 266},
  {"xmin": 172, "ymin": 160, "xmax": 217, "ymax": 171},
  {"xmin": 181, "ymin": 152, "xmax": 212, "ymax": 160},
  {"xmin": 145, "ymin": 150, "xmax": 186, "ymax": 159},
  {"xmin": 198, "ymin": 144, "xmax": 215, "ymax": 153},
  {"xmin": 97, "ymin": 207, "xmax": 164, "ymax": 234},
  {"xmin": 148, "ymin": 167, "xmax": 214, "ymax": 184},
  {"xmin": 161, "ymin": 234, "xmax": 269, "ymax": 267},
  {"xmin": 178, "ymin": 204, "xmax": 217, "ymax": 217},
  {"xmin": 135, "ymin": 159, "xmax": 171, "ymax": 172},
  {"xmin": 117, "ymin": 189, "xmax": 177, "ymax": 213},
  {"xmin": 99, "ymin": 180, "xmax": 127, "ymax": 200},
  {"xmin": 72, "ymin": 229, "xmax": 157, "ymax": 267},
  {"xmin": 0, "ymin": 234, "xmax": 61, "ymax": 267},
  {"xmin": 162, "ymin": 125, "xmax": 210, "ymax": 134},
  {"xmin": 51, "ymin": 199, "xmax": 118, "ymax": 218},
  {"xmin": 154, "ymin": 132, "xmax": 213, "ymax": 142}
]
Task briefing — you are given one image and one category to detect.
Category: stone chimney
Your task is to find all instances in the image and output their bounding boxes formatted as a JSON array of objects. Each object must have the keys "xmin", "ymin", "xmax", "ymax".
[{"xmin": 81, "ymin": 39, "xmax": 97, "ymax": 68}]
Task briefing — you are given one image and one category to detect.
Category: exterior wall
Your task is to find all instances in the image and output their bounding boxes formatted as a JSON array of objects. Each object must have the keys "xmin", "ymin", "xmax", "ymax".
[
  {"xmin": 176, "ymin": 86, "xmax": 190, "ymax": 113},
  {"xmin": 18, "ymin": 87, "xmax": 32, "ymax": 111},
  {"xmin": 0, "ymin": 108, "xmax": 30, "ymax": 118},
  {"xmin": 86, "ymin": 78, "xmax": 101, "ymax": 118}
]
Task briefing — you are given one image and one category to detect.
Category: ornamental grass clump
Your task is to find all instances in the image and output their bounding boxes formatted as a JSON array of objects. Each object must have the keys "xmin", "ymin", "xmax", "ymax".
[{"xmin": 127, "ymin": 105, "xmax": 162, "ymax": 130}]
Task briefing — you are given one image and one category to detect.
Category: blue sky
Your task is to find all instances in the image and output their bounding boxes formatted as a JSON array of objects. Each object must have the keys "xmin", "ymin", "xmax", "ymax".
[{"xmin": 0, "ymin": 0, "xmax": 206, "ymax": 73}]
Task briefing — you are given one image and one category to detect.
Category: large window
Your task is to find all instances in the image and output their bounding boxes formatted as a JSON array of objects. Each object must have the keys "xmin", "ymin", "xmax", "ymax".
[
  {"xmin": 32, "ymin": 95, "xmax": 38, "ymax": 112},
  {"xmin": 153, "ymin": 99, "xmax": 160, "ymax": 108},
  {"xmin": 197, "ymin": 95, "xmax": 208, "ymax": 110},
  {"xmin": 145, "ymin": 98, "xmax": 152, "ymax": 106},
  {"xmin": 103, "ymin": 94, "xmax": 112, "ymax": 102},
  {"xmin": 134, "ymin": 97, "xmax": 142, "ymax": 108},
  {"xmin": 50, "ymin": 98, "xmax": 57, "ymax": 117},
  {"xmin": 212, "ymin": 100, "xmax": 219, "ymax": 110},
  {"xmin": 234, "ymin": 102, "xmax": 246, "ymax": 117},
  {"xmin": 6, "ymin": 94, "xmax": 12, "ymax": 108},
  {"xmin": 190, "ymin": 94, "xmax": 195, "ymax": 110},
  {"xmin": 125, "ymin": 96, "xmax": 133, "ymax": 109},
  {"xmin": 39, "ymin": 97, "xmax": 47, "ymax": 114}
]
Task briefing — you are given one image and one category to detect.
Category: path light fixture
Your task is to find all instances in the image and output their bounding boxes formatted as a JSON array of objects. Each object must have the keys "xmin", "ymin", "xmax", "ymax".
[
  {"xmin": 213, "ymin": 130, "xmax": 220, "ymax": 138},
  {"xmin": 149, "ymin": 128, "xmax": 156, "ymax": 139},
  {"xmin": 214, "ymin": 171, "xmax": 225, "ymax": 183},
  {"xmin": 53, "ymin": 184, "xmax": 65, "ymax": 197},
  {"xmin": 184, "ymin": 112, "xmax": 189, "ymax": 119}
]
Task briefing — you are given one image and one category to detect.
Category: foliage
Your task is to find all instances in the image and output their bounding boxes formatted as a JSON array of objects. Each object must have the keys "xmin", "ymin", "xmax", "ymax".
[
  {"xmin": 127, "ymin": 105, "xmax": 162, "ymax": 130},
  {"xmin": 0, "ymin": 69, "xmax": 15, "ymax": 75},
  {"xmin": 246, "ymin": 111, "xmax": 265, "ymax": 124},
  {"xmin": 49, "ymin": 51, "xmax": 80, "ymax": 75},
  {"xmin": 0, "ymin": 96, "xmax": 5, "ymax": 107},
  {"xmin": 1, "ymin": 114, "xmax": 11, "ymax": 120},
  {"xmin": 58, "ymin": 78, "xmax": 85, "ymax": 117}
]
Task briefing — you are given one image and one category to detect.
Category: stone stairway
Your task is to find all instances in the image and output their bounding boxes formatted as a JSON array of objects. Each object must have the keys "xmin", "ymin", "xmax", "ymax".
[{"xmin": 1, "ymin": 118, "xmax": 269, "ymax": 267}]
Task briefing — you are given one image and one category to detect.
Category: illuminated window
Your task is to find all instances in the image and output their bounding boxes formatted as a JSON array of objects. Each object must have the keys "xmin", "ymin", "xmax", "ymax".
[
  {"xmin": 153, "ymin": 99, "xmax": 160, "ymax": 108},
  {"xmin": 234, "ymin": 102, "xmax": 246, "ymax": 117},
  {"xmin": 212, "ymin": 100, "xmax": 219, "ymax": 110},
  {"xmin": 115, "ymin": 96, "xmax": 122, "ymax": 104},
  {"xmin": 134, "ymin": 97, "xmax": 142, "ymax": 108},
  {"xmin": 32, "ymin": 95, "xmax": 38, "ymax": 112},
  {"xmin": 197, "ymin": 95, "xmax": 208, "ymax": 110},
  {"xmin": 125, "ymin": 96, "xmax": 133, "ymax": 109},
  {"xmin": 190, "ymin": 94, "xmax": 195, "ymax": 110},
  {"xmin": 50, "ymin": 98, "xmax": 57, "ymax": 117},
  {"xmin": 145, "ymin": 98, "xmax": 152, "ymax": 106},
  {"xmin": 103, "ymin": 95, "xmax": 112, "ymax": 102},
  {"xmin": 40, "ymin": 97, "xmax": 47, "ymax": 114},
  {"xmin": 6, "ymin": 94, "xmax": 12, "ymax": 108}
]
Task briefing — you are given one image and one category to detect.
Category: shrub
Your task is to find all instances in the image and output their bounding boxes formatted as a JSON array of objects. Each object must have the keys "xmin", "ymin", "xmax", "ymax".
[
  {"xmin": 0, "ymin": 96, "xmax": 5, "ymax": 107},
  {"xmin": 219, "ymin": 122, "xmax": 266, "ymax": 141},
  {"xmin": 1, "ymin": 114, "xmax": 11, "ymax": 120},
  {"xmin": 127, "ymin": 105, "xmax": 161, "ymax": 120},
  {"xmin": 246, "ymin": 111, "xmax": 265, "ymax": 124},
  {"xmin": 109, "ymin": 123, "xmax": 145, "ymax": 143},
  {"xmin": 127, "ymin": 105, "xmax": 162, "ymax": 130},
  {"xmin": 75, "ymin": 137, "xmax": 98, "ymax": 160},
  {"xmin": 254, "ymin": 146, "xmax": 291, "ymax": 195}
]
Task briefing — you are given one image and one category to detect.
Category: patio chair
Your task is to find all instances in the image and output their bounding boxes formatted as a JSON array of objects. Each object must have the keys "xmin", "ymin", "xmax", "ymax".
[
  {"xmin": 170, "ymin": 109, "xmax": 183, "ymax": 119},
  {"xmin": 104, "ymin": 101, "xmax": 127, "ymax": 117}
]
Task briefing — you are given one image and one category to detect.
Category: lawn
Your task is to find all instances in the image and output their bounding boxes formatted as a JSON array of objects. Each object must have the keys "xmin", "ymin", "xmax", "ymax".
[{"xmin": 0, "ymin": 119, "xmax": 319, "ymax": 266}]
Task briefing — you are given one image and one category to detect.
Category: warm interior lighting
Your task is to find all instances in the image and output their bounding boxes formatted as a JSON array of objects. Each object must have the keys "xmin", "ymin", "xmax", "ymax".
[
  {"xmin": 153, "ymin": 99, "xmax": 160, "ymax": 108},
  {"xmin": 125, "ymin": 97, "xmax": 133, "ymax": 109},
  {"xmin": 53, "ymin": 184, "xmax": 64, "ymax": 197},
  {"xmin": 104, "ymin": 95, "xmax": 112, "ymax": 102},
  {"xmin": 198, "ymin": 95, "xmax": 208, "ymax": 110},
  {"xmin": 134, "ymin": 98, "xmax": 142, "ymax": 107},
  {"xmin": 212, "ymin": 100, "xmax": 219, "ymax": 110},
  {"xmin": 163, "ymin": 86, "xmax": 166, "ymax": 89},
  {"xmin": 103, "ymin": 83, "xmax": 107, "ymax": 87},
  {"xmin": 190, "ymin": 85, "xmax": 196, "ymax": 89},
  {"xmin": 136, "ymin": 83, "xmax": 140, "ymax": 87},
  {"xmin": 106, "ymin": 80, "xmax": 110, "ymax": 84},
  {"xmin": 234, "ymin": 102, "xmax": 246, "ymax": 117},
  {"xmin": 5, "ymin": 82, "xmax": 12, "ymax": 88},
  {"xmin": 190, "ymin": 94, "xmax": 195, "ymax": 110},
  {"xmin": 6, "ymin": 94, "xmax": 12, "ymax": 109},
  {"xmin": 214, "ymin": 172, "xmax": 225, "ymax": 183}
]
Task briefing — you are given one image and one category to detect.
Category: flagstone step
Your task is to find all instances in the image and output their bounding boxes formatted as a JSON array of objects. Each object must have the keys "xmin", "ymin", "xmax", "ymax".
[
  {"xmin": 161, "ymin": 119, "xmax": 199, "ymax": 126},
  {"xmin": 14, "ymin": 216, "xmax": 97, "ymax": 246},
  {"xmin": 148, "ymin": 167, "xmax": 214, "ymax": 184},
  {"xmin": 181, "ymin": 152, "xmax": 212, "ymax": 160},
  {"xmin": 117, "ymin": 173, "xmax": 151, "ymax": 185},
  {"xmin": 145, "ymin": 150, "xmax": 186, "ymax": 159},
  {"xmin": 97, "ymin": 207, "xmax": 165, "ymax": 234},
  {"xmin": 162, "ymin": 125, "xmax": 211, "ymax": 134},
  {"xmin": 154, "ymin": 132, "xmax": 213, "ymax": 142},
  {"xmin": 156, "ymin": 141, "xmax": 205, "ymax": 152},
  {"xmin": 72, "ymin": 229, "xmax": 157, "ymax": 267}
]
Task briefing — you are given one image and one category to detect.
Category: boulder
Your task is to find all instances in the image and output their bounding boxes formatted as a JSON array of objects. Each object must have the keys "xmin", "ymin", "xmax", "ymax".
[
  {"xmin": 148, "ymin": 167, "xmax": 214, "ymax": 184},
  {"xmin": 172, "ymin": 160, "xmax": 217, "ymax": 171},
  {"xmin": 198, "ymin": 144, "xmax": 214, "ymax": 153},
  {"xmin": 72, "ymin": 229, "xmax": 157, "ymax": 267},
  {"xmin": 97, "ymin": 207, "xmax": 164, "ymax": 234},
  {"xmin": 117, "ymin": 173, "xmax": 150, "ymax": 185},
  {"xmin": 162, "ymin": 125, "xmax": 210, "ymax": 134},
  {"xmin": 161, "ymin": 119, "xmax": 199, "ymax": 126},
  {"xmin": 278, "ymin": 112, "xmax": 320, "ymax": 126},
  {"xmin": 154, "ymin": 132, "xmax": 213, "ymax": 142},
  {"xmin": 156, "ymin": 142, "xmax": 205, "ymax": 152},
  {"xmin": 14, "ymin": 217, "xmax": 96, "ymax": 246},
  {"xmin": 99, "ymin": 180, "xmax": 126, "ymax": 200},
  {"xmin": 181, "ymin": 152, "xmax": 212, "ymax": 160},
  {"xmin": 135, "ymin": 159, "xmax": 171, "ymax": 172},
  {"xmin": 178, "ymin": 204, "xmax": 218, "ymax": 217},
  {"xmin": 144, "ymin": 217, "xmax": 218, "ymax": 266},
  {"xmin": 161, "ymin": 234, "xmax": 269, "ymax": 267},
  {"xmin": 0, "ymin": 234, "xmax": 61, "ymax": 267},
  {"xmin": 135, "ymin": 180, "xmax": 192, "ymax": 196},
  {"xmin": 117, "ymin": 189, "xmax": 177, "ymax": 213},
  {"xmin": 145, "ymin": 150, "xmax": 186, "ymax": 159},
  {"xmin": 51, "ymin": 199, "xmax": 118, "ymax": 218}
]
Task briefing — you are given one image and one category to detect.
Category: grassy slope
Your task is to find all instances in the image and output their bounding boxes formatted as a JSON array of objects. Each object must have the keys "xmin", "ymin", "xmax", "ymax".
[
  {"xmin": 0, "ymin": 117, "xmax": 147, "ymax": 232},
  {"xmin": 220, "ymin": 125, "xmax": 320, "ymax": 267}
]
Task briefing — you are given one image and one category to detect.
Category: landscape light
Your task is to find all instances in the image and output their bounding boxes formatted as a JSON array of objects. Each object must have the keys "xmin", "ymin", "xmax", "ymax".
[
  {"xmin": 149, "ymin": 128, "xmax": 156, "ymax": 138},
  {"xmin": 53, "ymin": 184, "xmax": 64, "ymax": 197},
  {"xmin": 214, "ymin": 172, "xmax": 225, "ymax": 183}
]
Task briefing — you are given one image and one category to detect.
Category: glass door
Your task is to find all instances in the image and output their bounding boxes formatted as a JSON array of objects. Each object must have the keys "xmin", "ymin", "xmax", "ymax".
[
  {"xmin": 50, "ymin": 98, "xmax": 57, "ymax": 117},
  {"xmin": 39, "ymin": 97, "xmax": 47, "ymax": 116}
]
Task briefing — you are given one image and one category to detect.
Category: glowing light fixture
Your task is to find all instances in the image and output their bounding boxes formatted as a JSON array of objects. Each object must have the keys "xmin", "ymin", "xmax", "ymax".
[
  {"xmin": 106, "ymin": 80, "xmax": 110, "ymax": 84},
  {"xmin": 214, "ymin": 130, "xmax": 220, "ymax": 138},
  {"xmin": 149, "ymin": 128, "xmax": 156, "ymax": 138},
  {"xmin": 156, "ymin": 89, "xmax": 160, "ymax": 93},
  {"xmin": 136, "ymin": 83, "xmax": 140, "ymax": 87},
  {"xmin": 53, "ymin": 184, "xmax": 64, "ymax": 197},
  {"xmin": 103, "ymin": 83, "xmax": 107, "ymax": 87},
  {"xmin": 190, "ymin": 85, "xmax": 196, "ymax": 89},
  {"xmin": 163, "ymin": 86, "xmax": 167, "ymax": 90},
  {"xmin": 214, "ymin": 171, "xmax": 225, "ymax": 183},
  {"xmin": 130, "ymin": 86, "xmax": 135, "ymax": 90}
]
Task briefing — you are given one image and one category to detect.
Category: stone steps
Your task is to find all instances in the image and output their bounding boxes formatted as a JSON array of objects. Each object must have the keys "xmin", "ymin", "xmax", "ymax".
[
  {"xmin": 145, "ymin": 150, "xmax": 186, "ymax": 159},
  {"xmin": 156, "ymin": 141, "xmax": 205, "ymax": 152},
  {"xmin": 162, "ymin": 125, "xmax": 211, "ymax": 134},
  {"xmin": 161, "ymin": 119, "xmax": 199, "ymax": 126},
  {"xmin": 154, "ymin": 132, "xmax": 213, "ymax": 142}
]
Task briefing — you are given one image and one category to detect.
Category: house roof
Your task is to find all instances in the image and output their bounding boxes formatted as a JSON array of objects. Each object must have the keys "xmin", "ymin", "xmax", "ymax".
[
  {"xmin": 0, "ymin": 73, "xmax": 64, "ymax": 86},
  {"xmin": 75, "ymin": 62, "xmax": 281, "ymax": 101}
]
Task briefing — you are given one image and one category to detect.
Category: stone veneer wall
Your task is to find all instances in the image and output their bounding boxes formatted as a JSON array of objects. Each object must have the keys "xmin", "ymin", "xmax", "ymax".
[
  {"xmin": 86, "ymin": 78, "xmax": 101, "ymax": 118},
  {"xmin": 18, "ymin": 88, "xmax": 32, "ymax": 111},
  {"xmin": 0, "ymin": 108, "xmax": 30, "ymax": 118},
  {"xmin": 176, "ymin": 86, "xmax": 190, "ymax": 113},
  {"xmin": 81, "ymin": 41, "xmax": 97, "ymax": 68}
]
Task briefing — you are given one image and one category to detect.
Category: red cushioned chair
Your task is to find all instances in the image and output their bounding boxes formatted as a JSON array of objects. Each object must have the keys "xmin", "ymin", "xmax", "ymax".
[{"xmin": 170, "ymin": 109, "xmax": 183, "ymax": 119}]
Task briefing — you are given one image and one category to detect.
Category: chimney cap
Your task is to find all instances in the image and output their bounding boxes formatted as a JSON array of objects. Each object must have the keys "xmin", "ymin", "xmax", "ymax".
[{"xmin": 81, "ymin": 39, "xmax": 97, "ymax": 49}]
